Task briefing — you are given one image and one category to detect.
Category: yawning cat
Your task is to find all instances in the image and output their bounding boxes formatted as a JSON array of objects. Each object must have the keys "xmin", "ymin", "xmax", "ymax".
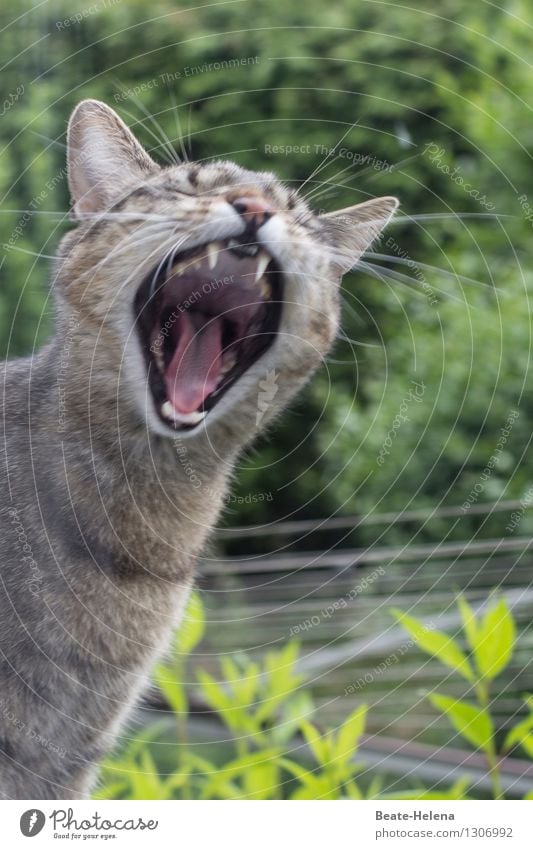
[{"xmin": 0, "ymin": 99, "xmax": 397, "ymax": 798}]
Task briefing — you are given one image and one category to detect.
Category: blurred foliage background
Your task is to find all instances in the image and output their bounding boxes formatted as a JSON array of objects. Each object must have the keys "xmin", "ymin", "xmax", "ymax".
[{"xmin": 1, "ymin": 0, "xmax": 533, "ymax": 547}]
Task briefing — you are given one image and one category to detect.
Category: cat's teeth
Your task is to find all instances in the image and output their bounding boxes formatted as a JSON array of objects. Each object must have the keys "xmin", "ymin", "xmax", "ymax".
[
  {"xmin": 207, "ymin": 242, "xmax": 219, "ymax": 270},
  {"xmin": 260, "ymin": 280, "xmax": 272, "ymax": 300},
  {"xmin": 173, "ymin": 257, "xmax": 200, "ymax": 274},
  {"xmin": 220, "ymin": 354, "xmax": 237, "ymax": 375},
  {"xmin": 161, "ymin": 401, "xmax": 175, "ymax": 419},
  {"xmin": 161, "ymin": 401, "xmax": 206, "ymax": 425},
  {"xmin": 172, "ymin": 258, "xmax": 193, "ymax": 275},
  {"xmin": 255, "ymin": 251, "xmax": 270, "ymax": 283}
]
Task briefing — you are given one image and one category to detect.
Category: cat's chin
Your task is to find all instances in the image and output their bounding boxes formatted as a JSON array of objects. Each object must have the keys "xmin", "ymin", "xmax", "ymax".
[{"xmin": 133, "ymin": 235, "xmax": 283, "ymax": 434}]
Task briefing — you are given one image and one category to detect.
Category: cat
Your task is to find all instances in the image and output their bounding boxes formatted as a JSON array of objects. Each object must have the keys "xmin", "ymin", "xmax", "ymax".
[{"xmin": 0, "ymin": 99, "xmax": 397, "ymax": 799}]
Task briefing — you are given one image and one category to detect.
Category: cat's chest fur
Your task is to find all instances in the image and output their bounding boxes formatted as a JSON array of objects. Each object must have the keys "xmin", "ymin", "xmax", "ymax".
[{"xmin": 2, "ymin": 351, "xmax": 226, "ymax": 672}]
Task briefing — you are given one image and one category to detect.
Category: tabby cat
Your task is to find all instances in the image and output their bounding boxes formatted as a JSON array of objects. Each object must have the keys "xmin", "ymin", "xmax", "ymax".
[{"xmin": 0, "ymin": 100, "xmax": 397, "ymax": 798}]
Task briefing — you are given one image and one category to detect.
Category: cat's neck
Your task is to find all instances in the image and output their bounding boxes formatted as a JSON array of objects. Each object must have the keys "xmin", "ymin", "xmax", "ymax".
[{"xmin": 18, "ymin": 329, "xmax": 233, "ymax": 580}]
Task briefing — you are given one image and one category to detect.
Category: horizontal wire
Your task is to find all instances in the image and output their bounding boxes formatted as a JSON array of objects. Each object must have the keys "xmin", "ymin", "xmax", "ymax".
[{"xmin": 218, "ymin": 498, "xmax": 532, "ymax": 538}]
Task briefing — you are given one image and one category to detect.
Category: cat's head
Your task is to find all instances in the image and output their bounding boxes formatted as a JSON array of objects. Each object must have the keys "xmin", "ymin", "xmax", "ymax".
[{"xmin": 58, "ymin": 99, "xmax": 397, "ymax": 442}]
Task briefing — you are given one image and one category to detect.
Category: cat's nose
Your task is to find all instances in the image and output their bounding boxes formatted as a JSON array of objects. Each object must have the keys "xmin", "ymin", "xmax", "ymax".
[{"xmin": 229, "ymin": 195, "xmax": 275, "ymax": 229}]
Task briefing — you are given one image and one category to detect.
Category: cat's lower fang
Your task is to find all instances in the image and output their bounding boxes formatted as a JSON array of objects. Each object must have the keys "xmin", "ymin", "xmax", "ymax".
[
  {"xmin": 161, "ymin": 401, "xmax": 206, "ymax": 425},
  {"xmin": 260, "ymin": 280, "xmax": 272, "ymax": 300},
  {"xmin": 207, "ymin": 242, "xmax": 219, "ymax": 270},
  {"xmin": 220, "ymin": 355, "xmax": 237, "ymax": 375}
]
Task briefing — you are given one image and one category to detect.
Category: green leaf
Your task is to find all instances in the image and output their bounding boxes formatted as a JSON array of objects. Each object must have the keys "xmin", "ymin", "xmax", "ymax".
[
  {"xmin": 503, "ymin": 713, "xmax": 533, "ymax": 752},
  {"xmin": 367, "ymin": 775, "xmax": 385, "ymax": 799},
  {"xmin": 153, "ymin": 663, "xmax": 187, "ymax": 715},
  {"xmin": 196, "ymin": 669, "xmax": 231, "ymax": 712},
  {"xmin": 220, "ymin": 655, "xmax": 241, "ymax": 686},
  {"xmin": 344, "ymin": 779, "xmax": 363, "ymax": 799},
  {"xmin": 184, "ymin": 753, "xmax": 218, "ymax": 775},
  {"xmin": 334, "ymin": 705, "xmax": 367, "ymax": 764},
  {"xmin": 277, "ymin": 757, "xmax": 315, "ymax": 783},
  {"xmin": 300, "ymin": 720, "xmax": 331, "ymax": 765},
  {"xmin": 429, "ymin": 693, "xmax": 494, "ymax": 751},
  {"xmin": 457, "ymin": 595, "xmax": 479, "ymax": 653},
  {"xmin": 516, "ymin": 734, "xmax": 533, "ymax": 758},
  {"xmin": 92, "ymin": 780, "xmax": 129, "ymax": 800},
  {"xmin": 174, "ymin": 591, "xmax": 205, "ymax": 656},
  {"xmin": 201, "ymin": 749, "xmax": 281, "ymax": 799},
  {"xmin": 164, "ymin": 769, "xmax": 192, "ymax": 797},
  {"xmin": 243, "ymin": 761, "xmax": 279, "ymax": 799},
  {"xmin": 262, "ymin": 641, "xmax": 303, "ymax": 699},
  {"xmin": 227, "ymin": 658, "xmax": 261, "ymax": 708},
  {"xmin": 255, "ymin": 643, "xmax": 304, "ymax": 725},
  {"xmin": 271, "ymin": 690, "xmax": 315, "ymax": 746},
  {"xmin": 128, "ymin": 750, "xmax": 167, "ymax": 800},
  {"xmin": 392, "ymin": 609, "xmax": 474, "ymax": 682},
  {"xmin": 473, "ymin": 598, "xmax": 516, "ymax": 680},
  {"xmin": 290, "ymin": 773, "xmax": 338, "ymax": 800},
  {"xmin": 196, "ymin": 670, "xmax": 252, "ymax": 733},
  {"xmin": 523, "ymin": 694, "xmax": 533, "ymax": 712}
]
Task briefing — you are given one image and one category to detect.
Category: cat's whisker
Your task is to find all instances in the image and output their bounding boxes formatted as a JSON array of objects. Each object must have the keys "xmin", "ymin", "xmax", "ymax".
[
  {"xmin": 79, "ymin": 211, "xmax": 179, "ymax": 224},
  {"xmin": 302, "ymin": 159, "xmax": 359, "ymax": 204},
  {"xmin": 357, "ymin": 259, "xmax": 468, "ymax": 306},
  {"xmin": 1, "ymin": 244, "xmax": 57, "ymax": 260},
  {"xmin": 368, "ymin": 251, "xmax": 502, "ymax": 292},
  {"xmin": 115, "ymin": 232, "xmax": 184, "ymax": 303},
  {"xmin": 301, "ymin": 161, "xmax": 360, "ymax": 204},
  {"xmin": 299, "ymin": 155, "xmax": 347, "ymax": 201},
  {"xmin": 76, "ymin": 233, "xmax": 180, "ymax": 306},
  {"xmin": 129, "ymin": 94, "xmax": 183, "ymax": 166},
  {"xmin": 0, "ymin": 209, "xmax": 71, "ymax": 218},
  {"xmin": 299, "ymin": 119, "xmax": 360, "ymax": 195},
  {"xmin": 147, "ymin": 232, "xmax": 190, "ymax": 301},
  {"xmin": 305, "ymin": 146, "xmax": 414, "ymax": 201},
  {"xmin": 0, "ymin": 208, "xmax": 169, "ymax": 220},
  {"xmin": 71, "ymin": 223, "xmax": 181, "ymax": 291},
  {"xmin": 324, "ymin": 356, "xmax": 363, "ymax": 364},
  {"xmin": 391, "ymin": 212, "xmax": 512, "ymax": 223},
  {"xmin": 307, "ymin": 168, "xmax": 386, "ymax": 205},
  {"xmin": 339, "ymin": 294, "xmax": 373, "ymax": 328},
  {"xmin": 166, "ymin": 88, "xmax": 190, "ymax": 163},
  {"xmin": 303, "ymin": 149, "xmax": 421, "ymax": 208},
  {"xmin": 336, "ymin": 332, "xmax": 379, "ymax": 350},
  {"xmin": 366, "ymin": 152, "xmax": 423, "ymax": 182},
  {"xmin": 186, "ymin": 102, "xmax": 193, "ymax": 160},
  {"xmin": 127, "ymin": 114, "xmax": 179, "ymax": 168},
  {"xmin": 112, "ymin": 82, "xmax": 181, "ymax": 167},
  {"xmin": 29, "ymin": 130, "xmax": 67, "ymax": 152}
]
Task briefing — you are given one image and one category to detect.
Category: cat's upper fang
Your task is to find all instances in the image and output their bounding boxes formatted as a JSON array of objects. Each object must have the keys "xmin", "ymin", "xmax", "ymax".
[{"xmin": 167, "ymin": 239, "xmax": 272, "ymax": 293}]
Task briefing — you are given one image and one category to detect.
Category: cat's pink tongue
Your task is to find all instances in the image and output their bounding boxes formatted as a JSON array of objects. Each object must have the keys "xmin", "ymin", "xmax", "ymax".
[{"xmin": 164, "ymin": 313, "xmax": 222, "ymax": 414}]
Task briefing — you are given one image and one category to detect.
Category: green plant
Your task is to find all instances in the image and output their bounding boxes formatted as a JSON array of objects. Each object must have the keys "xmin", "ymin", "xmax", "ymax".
[
  {"xmin": 96, "ymin": 592, "xmax": 372, "ymax": 800},
  {"xmin": 393, "ymin": 595, "xmax": 532, "ymax": 800},
  {"xmin": 96, "ymin": 591, "xmax": 531, "ymax": 800}
]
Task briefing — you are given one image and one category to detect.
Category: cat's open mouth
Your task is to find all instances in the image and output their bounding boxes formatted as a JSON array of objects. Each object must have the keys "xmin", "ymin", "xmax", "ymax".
[{"xmin": 134, "ymin": 238, "xmax": 282, "ymax": 429}]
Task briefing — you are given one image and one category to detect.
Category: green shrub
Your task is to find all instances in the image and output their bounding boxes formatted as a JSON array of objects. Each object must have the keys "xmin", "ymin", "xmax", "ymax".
[
  {"xmin": 95, "ymin": 591, "xmax": 532, "ymax": 800},
  {"xmin": 393, "ymin": 595, "xmax": 533, "ymax": 800}
]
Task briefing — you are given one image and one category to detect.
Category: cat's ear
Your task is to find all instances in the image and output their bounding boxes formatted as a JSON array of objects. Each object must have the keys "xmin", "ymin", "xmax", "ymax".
[
  {"xmin": 67, "ymin": 99, "xmax": 160, "ymax": 218},
  {"xmin": 319, "ymin": 196, "xmax": 399, "ymax": 274}
]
